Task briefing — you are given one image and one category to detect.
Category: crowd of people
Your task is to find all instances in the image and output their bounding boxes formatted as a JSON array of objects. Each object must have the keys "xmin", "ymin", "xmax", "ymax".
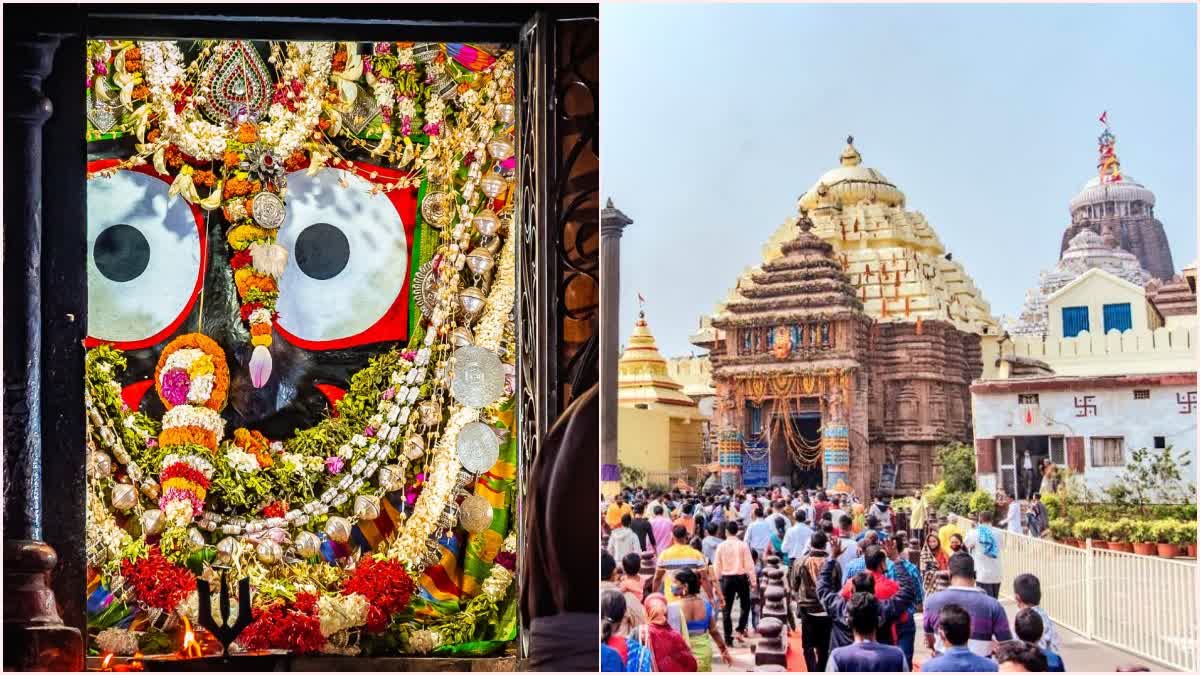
[{"xmin": 599, "ymin": 484, "xmax": 1080, "ymax": 672}]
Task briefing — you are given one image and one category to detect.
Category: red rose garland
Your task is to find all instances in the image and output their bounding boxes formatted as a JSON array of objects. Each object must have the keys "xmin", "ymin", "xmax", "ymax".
[
  {"xmin": 119, "ymin": 546, "xmax": 197, "ymax": 611},
  {"xmin": 238, "ymin": 593, "xmax": 325, "ymax": 654},
  {"xmin": 341, "ymin": 556, "xmax": 415, "ymax": 633}
]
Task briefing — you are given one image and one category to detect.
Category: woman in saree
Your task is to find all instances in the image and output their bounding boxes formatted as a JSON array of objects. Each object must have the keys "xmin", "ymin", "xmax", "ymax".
[
  {"xmin": 669, "ymin": 569, "xmax": 732, "ymax": 671},
  {"xmin": 919, "ymin": 532, "xmax": 948, "ymax": 597},
  {"xmin": 640, "ymin": 593, "xmax": 698, "ymax": 672}
]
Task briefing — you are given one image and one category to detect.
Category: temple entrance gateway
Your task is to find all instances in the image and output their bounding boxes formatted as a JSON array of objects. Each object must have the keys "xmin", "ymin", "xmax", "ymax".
[{"xmin": 787, "ymin": 413, "xmax": 823, "ymax": 490}]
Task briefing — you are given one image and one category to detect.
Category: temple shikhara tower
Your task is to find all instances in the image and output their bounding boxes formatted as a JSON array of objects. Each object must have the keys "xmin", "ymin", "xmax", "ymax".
[
  {"xmin": 1060, "ymin": 115, "xmax": 1176, "ymax": 281},
  {"xmin": 695, "ymin": 138, "xmax": 998, "ymax": 496}
]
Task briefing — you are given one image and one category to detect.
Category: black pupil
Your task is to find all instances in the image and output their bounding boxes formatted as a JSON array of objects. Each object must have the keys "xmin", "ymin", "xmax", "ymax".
[
  {"xmin": 295, "ymin": 222, "xmax": 350, "ymax": 280},
  {"xmin": 94, "ymin": 223, "xmax": 150, "ymax": 282}
]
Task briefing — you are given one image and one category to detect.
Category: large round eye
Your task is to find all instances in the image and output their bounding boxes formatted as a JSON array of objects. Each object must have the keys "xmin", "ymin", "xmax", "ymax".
[
  {"xmin": 274, "ymin": 167, "xmax": 414, "ymax": 349},
  {"xmin": 86, "ymin": 164, "xmax": 206, "ymax": 349}
]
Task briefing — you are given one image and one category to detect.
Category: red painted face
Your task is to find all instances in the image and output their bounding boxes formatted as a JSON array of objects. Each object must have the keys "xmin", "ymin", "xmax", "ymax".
[{"xmin": 86, "ymin": 158, "xmax": 419, "ymax": 434}]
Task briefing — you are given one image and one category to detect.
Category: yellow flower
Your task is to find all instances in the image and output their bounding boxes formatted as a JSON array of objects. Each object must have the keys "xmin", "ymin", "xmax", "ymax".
[
  {"xmin": 251, "ymin": 335, "xmax": 272, "ymax": 348},
  {"xmin": 187, "ymin": 355, "xmax": 214, "ymax": 378}
]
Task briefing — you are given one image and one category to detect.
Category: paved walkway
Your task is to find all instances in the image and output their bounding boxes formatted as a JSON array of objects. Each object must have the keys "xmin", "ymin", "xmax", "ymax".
[{"xmin": 711, "ymin": 598, "xmax": 1170, "ymax": 672}]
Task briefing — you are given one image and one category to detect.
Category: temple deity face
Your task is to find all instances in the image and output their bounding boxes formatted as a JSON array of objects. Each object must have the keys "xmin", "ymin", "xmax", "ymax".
[{"xmin": 87, "ymin": 159, "xmax": 417, "ymax": 439}]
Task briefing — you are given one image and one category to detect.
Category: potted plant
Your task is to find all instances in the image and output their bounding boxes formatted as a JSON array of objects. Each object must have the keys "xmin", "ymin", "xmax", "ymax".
[
  {"xmin": 1152, "ymin": 520, "xmax": 1181, "ymax": 558},
  {"xmin": 1048, "ymin": 517, "xmax": 1071, "ymax": 544},
  {"xmin": 1107, "ymin": 519, "xmax": 1134, "ymax": 553},
  {"xmin": 1129, "ymin": 520, "xmax": 1158, "ymax": 556},
  {"xmin": 1091, "ymin": 520, "xmax": 1110, "ymax": 549},
  {"xmin": 1071, "ymin": 519, "xmax": 1097, "ymax": 548},
  {"xmin": 1180, "ymin": 521, "xmax": 1199, "ymax": 558}
]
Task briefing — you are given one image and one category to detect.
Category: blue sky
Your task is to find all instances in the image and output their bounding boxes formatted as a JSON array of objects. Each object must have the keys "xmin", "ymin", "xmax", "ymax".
[{"xmin": 602, "ymin": 3, "xmax": 1197, "ymax": 357}]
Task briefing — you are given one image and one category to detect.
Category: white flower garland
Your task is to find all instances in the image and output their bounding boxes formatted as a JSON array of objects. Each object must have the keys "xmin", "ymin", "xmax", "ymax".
[
  {"xmin": 96, "ymin": 627, "xmax": 140, "ymax": 656},
  {"xmin": 161, "ymin": 405, "xmax": 226, "ymax": 442},
  {"xmin": 317, "ymin": 592, "xmax": 369, "ymax": 637}
]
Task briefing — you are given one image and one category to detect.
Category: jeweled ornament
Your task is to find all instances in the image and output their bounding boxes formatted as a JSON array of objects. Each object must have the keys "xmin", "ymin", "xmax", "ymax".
[
  {"xmin": 458, "ymin": 287, "xmax": 487, "ymax": 322},
  {"xmin": 293, "ymin": 531, "xmax": 322, "ymax": 558},
  {"xmin": 479, "ymin": 171, "xmax": 507, "ymax": 199},
  {"xmin": 456, "ymin": 421, "xmax": 501, "ymax": 474},
  {"xmin": 341, "ymin": 83, "xmax": 379, "ymax": 135},
  {"xmin": 420, "ymin": 190, "xmax": 455, "ymax": 229},
  {"xmin": 486, "ymin": 134, "xmax": 514, "ymax": 161},
  {"xmin": 199, "ymin": 40, "xmax": 273, "ymax": 125},
  {"xmin": 325, "ymin": 516, "xmax": 352, "ymax": 544},
  {"xmin": 413, "ymin": 259, "xmax": 440, "ymax": 316},
  {"xmin": 449, "ymin": 346, "xmax": 505, "ymax": 409},
  {"xmin": 458, "ymin": 494, "xmax": 493, "ymax": 533},
  {"xmin": 250, "ymin": 190, "xmax": 286, "ymax": 230},
  {"xmin": 112, "ymin": 483, "xmax": 138, "ymax": 512}
]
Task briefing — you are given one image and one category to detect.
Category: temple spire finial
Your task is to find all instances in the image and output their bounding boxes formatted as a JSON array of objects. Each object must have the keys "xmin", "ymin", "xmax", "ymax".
[
  {"xmin": 840, "ymin": 135, "xmax": 862, "ymax": 167},
  {"xmin": 1097, "ymin": 112, "xmax": 1123, "ymax": 184}
]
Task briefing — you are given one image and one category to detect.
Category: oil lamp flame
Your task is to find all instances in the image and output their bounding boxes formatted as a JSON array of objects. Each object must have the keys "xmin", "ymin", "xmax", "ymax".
[
  {"xmin": 101, "ymin": 653, "xmax": 114, "ymax": 671},
  {"xmin": 179, "ymin": 616, "xmax": 202, "ymax": 659}
]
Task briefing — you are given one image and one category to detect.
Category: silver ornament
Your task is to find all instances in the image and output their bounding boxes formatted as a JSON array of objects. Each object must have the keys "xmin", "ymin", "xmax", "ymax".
[
  {"xmin": 404, "ymin": 435, "xmax": 426, "ymax": 460},
  {"xmin": 256, "ymin": 539, "xmax": 282, "ymax": 565},
  {"xmin": 458, "ymin": 495, "xmax": 493, "ymax": 533},
  {"xmin": 486, "ymin": 135, "xmax": 514, "ymax": 161},
  {"xmin": 418, "ymin": 401, "xmax": 442, "ymax": 428},
  {"xmin": 421, "ymin": 191, "xmax": 456, "ymax": 229},
  {"xmin": 354, "ymin": 495, "xmax": 381, "ymax": 521},
  {"xmin": 471, "ymin": 209, "xmax": 500, "ymax": 238},
  {"xmin": 449, "ymin": 346, "xmax": 506, "ymax": 409},
  {"xmin": 140, "ymin": 509, "xmax": 166, "ymax": 535},
  {"xmin": 250, "ymin": 190, "xmax": 286, "ymax": 230},
  {"xmin": 458, "ymin": 287, "xmax": 487, "ymax": 322},
  {"xmin": 325, "ymin": 516, "xmax": 352, "ymax": 543},
  {"xmin": 89, "ymin": 453, "xmax": 113, "ymax": 479},
  {"xmin": 450, "ymin": 326, "xmax": 475, "ymax": 348},
  {"xmin": 466, "ymin": 247, "xmax": 495, "ymax": 276},
  {"xmin": 456, "ymin": 422, "xmax": 501, "ymax": 474},
  {"xmin": 216, "ymin": 536, "xmax": 241, "ymax": 563},
  {"xmin": 496, "ymin": 102, "xmax": 516, "ymax": 125},
  {"xmin": 188, "ymin": 527, "xmax": 207, "ymax": 548},
  {"xmin": 294, "ymin": 531, "xmax": 322, "ymax": 558},
  {"xmin": 140, "ymin": 479, "xmax": 160, "ymax": 500},
  {"xmin": 479, "ymin": 171, "xmax": 507, "ymax": 199},
  {"xmin": 111, "ymin": 483, "xmax": 138, "ymax": 512},
  {"xmin": 379, "ymin": 464, "xmax": 405, "ymax": 492}
]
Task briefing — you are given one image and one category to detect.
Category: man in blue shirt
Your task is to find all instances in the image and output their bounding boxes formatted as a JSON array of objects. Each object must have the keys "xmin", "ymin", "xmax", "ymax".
[
  {"xmin": 827, "ymin": 592, "xmax": 908, "ymax": 672},
  {"xmin": 744, "ymin": 506, "xmax": 774, "ymax": 557},
  {"xmin": 921, "ymin": 604, "xmax": 999, "ymax": 672},
  {"xmin": 893, "ymin": 535, "xmax": 925, "ymax": 666},
  {"xmin": 1015, "ymin": 607, "xmax": 1066, "ymax": 672}
]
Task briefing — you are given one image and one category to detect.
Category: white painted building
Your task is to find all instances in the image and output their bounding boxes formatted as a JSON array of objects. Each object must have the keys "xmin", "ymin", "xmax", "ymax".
[{"xmin": 973, "ymin": 266, "xmax": 1197, "ymax": 496}]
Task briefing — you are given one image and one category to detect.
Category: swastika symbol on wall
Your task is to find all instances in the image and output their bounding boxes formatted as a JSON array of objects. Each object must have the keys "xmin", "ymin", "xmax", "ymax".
[
  {"xmin": 1074, "ymin": 395, "xmax": 1097, "ymax": 417},
  {"xmin": 1178, "ymin": 391, "xmax": 1197, "ymax": 415}
]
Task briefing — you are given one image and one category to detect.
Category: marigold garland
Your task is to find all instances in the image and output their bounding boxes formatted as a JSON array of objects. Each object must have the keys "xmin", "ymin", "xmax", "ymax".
[{"xmin": 153, "ymin": 334, "xmax": 229, "ymax": 412}]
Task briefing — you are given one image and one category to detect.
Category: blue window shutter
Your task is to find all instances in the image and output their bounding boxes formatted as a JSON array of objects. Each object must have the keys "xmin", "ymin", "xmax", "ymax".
[
  {"xmin": 1062, "ymin": 306, "xmax": 1090, "ymax": 337},
  {"xmin": 791, "ymin": 325, "xmax": 800, "ymax": 351},
  {"xmin": 767, "ymin": 328, "xmax": 774, "ymax": 348},
  {"xmin": 1103, "ymin": 303, "xmax": 1132, "ymax": 333}
]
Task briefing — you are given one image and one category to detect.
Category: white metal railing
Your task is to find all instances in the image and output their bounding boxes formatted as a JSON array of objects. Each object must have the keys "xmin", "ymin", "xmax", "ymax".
[{"xmin": 948, "ymin": 516, "xmax": 1198, "ymax": 671}]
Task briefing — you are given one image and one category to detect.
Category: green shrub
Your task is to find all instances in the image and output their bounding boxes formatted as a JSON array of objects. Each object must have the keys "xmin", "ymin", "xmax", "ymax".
[
  {"xmin": 1048, "ymin": 518, "xmax": 1071, "ymax": 539},
  {"xmin": 1042, "ymin": 493, "xmax": 1062, "ymax": 521},
  {"xmin": 1151, "ymin": 504, "xmax": 1198, "ymax": 521},
  {"xmin": 1072, "ymin": 519, "xmax": 1100, "ymax": 540},
  {"xmin": 938, "ymin": 443, "xmax": 977, "ymax": 493},
  {"xmin": 968, "ymin": 490, "xmax": 996, "ymax": 518},
  {"xmin": 1109, "ymin": 518, "xmax": 1136, "ymax": 542},
  {"xmin": 941, "ymin": 492, "xmax": 972, "ymax": 518},
  {"xmin": 1147, "ymin": 520, "xmax": 1176, "ymax": 544},
  {"xmin": 1171, "ymin": 520, "xmax": 1197, "ymax": 546},
  {"xmin": 1127, "ymin": 520, "xmax": 1156, "ymax": 544},
  {"xmin": 924, "ymin": 481, "xmax": 948, "ymax": 510}
]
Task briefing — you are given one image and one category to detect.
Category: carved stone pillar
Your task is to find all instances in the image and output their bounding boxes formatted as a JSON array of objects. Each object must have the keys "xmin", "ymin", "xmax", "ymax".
[
  {"xmin": 600, "ymin": 200, "xmax": 631, "ymax": 498},
  {"xmin": 3, "ymin": 32, "xmax": 85, "ymax": 671}
]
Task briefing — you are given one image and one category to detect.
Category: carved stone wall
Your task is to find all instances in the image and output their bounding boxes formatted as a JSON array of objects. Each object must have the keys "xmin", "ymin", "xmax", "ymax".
[{"xmin": 1061, "ymin": 218, "xmax": 1175, "ymax": 282}]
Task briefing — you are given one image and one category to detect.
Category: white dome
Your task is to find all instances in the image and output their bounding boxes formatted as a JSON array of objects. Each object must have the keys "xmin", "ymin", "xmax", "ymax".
[{"xmin": 1069, "ymin": 173, "xmax": 1155, "ymax": 212}]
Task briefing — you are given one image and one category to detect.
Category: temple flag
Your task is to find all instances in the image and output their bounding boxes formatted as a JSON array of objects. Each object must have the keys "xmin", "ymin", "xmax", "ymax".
[{"xmin": 1099, "ymin": 110, "xmax": 1108, "ymax": 126}]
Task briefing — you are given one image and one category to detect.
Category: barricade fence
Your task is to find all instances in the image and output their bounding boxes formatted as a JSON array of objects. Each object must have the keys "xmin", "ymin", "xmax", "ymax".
[{"xmin": 948, "ymin": 516, "xmax": 1197, "ymax": 671}]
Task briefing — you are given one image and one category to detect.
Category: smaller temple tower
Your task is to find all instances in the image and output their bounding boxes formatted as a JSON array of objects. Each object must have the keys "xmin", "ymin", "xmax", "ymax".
[{"xmin": 617, "ymin": 308, "xmax": 707, "ymax": 486}]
